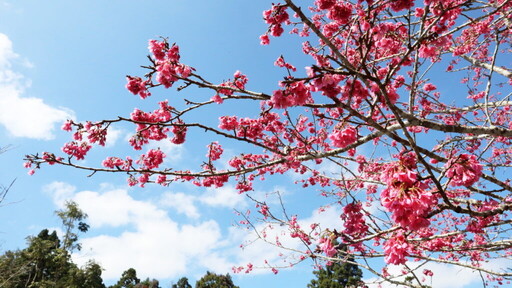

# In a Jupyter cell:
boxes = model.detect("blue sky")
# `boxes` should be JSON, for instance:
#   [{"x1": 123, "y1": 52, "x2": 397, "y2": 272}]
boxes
[{"x1": 0, "y1": 1, "x2": 505, "y2": 288}]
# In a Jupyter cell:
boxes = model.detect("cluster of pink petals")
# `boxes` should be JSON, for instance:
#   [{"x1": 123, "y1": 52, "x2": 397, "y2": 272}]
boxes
[
  {"x1": 318, "y1": 236, "x2": 337, "y2": 258},
  {"x1": 216, "y1": 71, "x2": 249, "y2": 97},
  {"x1": 383, "y1": 232, "x2": 411, "y2": 265},
  {"x1": 126, "y1": 76, "x2": 151, "y2": 99},
  {"x1": 206, "y1": 142, "x2": 223, "y2": 161},
  {"x1": 61, "y1": 120, "x2": 108, "y2": 147},
  {"x1": 328, "y1": 126, "x2": 357, "y2": 148},
  {"x1": 288, "y1": 215, "x2": 312, "y2": 245},
  {"x1": 389, "y1": 0, "x2": 415, "y2": 12},
  {"x1": 326, "y1": 2, "x2": 352, "y2": 24},
  {"x1": 271, "y1": 81, "x2": 311, "y2": 109},
  {"x1": 381, "y1": 181, "x2": 435, "y2": 230},
  {"x1": 86, "y1": 124, "x2": 108, "y2": 146},
  {"x1": 218, "y1": 115, "x2": 239, "y2": 131},
  {"x1": 137, "y1": 149, "x2": 166, "y2": 170},
  {"x1": 314, "y1": 0, "x2": 335, "y2": 10},
  {"x1": 42, "y1": 152, "x2": 62, "y2": 165},
  {"x1": 102, "y1": 156, "x2": 132, "y2": 170},
  {"x1": 380, "y1": 154, "x2": 437, "y2": 230},
  {"x1": 129, "y1": 102, "x2": 174, "y2": 149},
  {"x1": 218, "y1": 113, "x2": 286, "y2": 143},
  {"x1": 445, "y1": 153, "x2": 483, "y2": 187},
  {"x1": 171, "y1": 120, "x2": 187, "y2": 145},
  {"x1": 200, "y1": 174, "x2": 229, "y2": 188},
  {"x1": 342, "y1": 202, "x2": 368, "y2": 239},
  {"x1": 62, "y1": 141, "x2": 91, "y2": 160},
  {"x1": 126, "y1": 40, "x2": 193, "y2": 95},
  {"x1": 61, "y1": 120, "x2": 73, "y2": 131},
  {"x1": 261, "y1": 4, "x2": 289, "y2": 44},
  {"x1": 156, "y1": 61, "x2": 191, "y2": 88},
  {"x1": 309, "y1": 72, "x2": 344, "y2": 98},
  {"x1": 274, "y1": 55, "x2": 296, "y2": 72}
]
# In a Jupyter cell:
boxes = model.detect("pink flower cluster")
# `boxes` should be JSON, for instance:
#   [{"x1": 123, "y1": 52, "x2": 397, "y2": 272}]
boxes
[
  {"x1": 62, "y1": 141, "x2": 91, "y2": 160},
  {"x1": 171, "y1": 120, "x2": 187, "y2": 144},
  {"x1": 288, "y1": 215, "x2": 312, "y2": 245},
  {"x1": 62, "y1": 120, "x2": 108, "y2": 147},
  {"x1": 213, "y1": 71, "x2": 249, "y2": 101},
  {"x1": 206, "y1": 142, "x2": 223, "y2": 161},
  {"x1": 85, "y1": 123, "x2": 108, "y2": 146},
  {"x1": 328, "y1": 126, "x2": 357, "y2": 148},
  {"x1": 389, "y1": 0, "x2": 415, "y2": 12},
  {"x1": 218, "y1": 112, "x2": 286, "y2": 142},
  {"x1": 466, "y1": 199, "x2": 500, "y2": 233},
  {"x1": 137, "y1": 149, "x2": 166, "y2": 170},
  {"x1": 274, "y1": 55, "x2": 296, "y2": 72},
  {"x1": 445, "y1": 153, "x2": 483, "y2": 187},
  {"x1": 318, "y1": 236, "x2": 337, "y2": 258},
  {"x1": 309, "y1": 72, "x2": 344, "y2": 98},
  {"x1": 102, "y1": 156, "x2": 133, "y2": 170},
  {"x1": 218, "y1": 116, "x2": 238, "y2": 131},
  {"x1": 127, "y1": 39, "x2": 193, "y2": 94},
  {"x1": 271, "y1": 81, "x2": 311, "y2": 109},
  {"x1": 314, "y1": 0, "x2": 335, "y2": 10},
  {"x1": 326, "y1": 2, "x2": 352, "y2": 25},
  {"x1": 380, "y1": 153, "x2": 437, "y2": 230},
  {"x1": 261, "y1": 3, "x2": 289, "y2": 44},
  {"x1": 129, "y1": 101, "x2": 174, "y2": 149},
  {"x1": 342, "y1": 202, "x2": 368, "y2": 240},
  {"x1": 126, "y1": 76, "x2": 151, "y2": 99},
  {"x1": 156, "y1": 60, "x2": 191, "y2": 89},
  {"x1": 384, "y1": 232, "x2": 411, "y2": 265},
  {"x1": 61, "y1": 120, "x2": 73, "y2": 131},
  {"x1": 200, "y1": 174, "x2": 229, "y2": 188}
]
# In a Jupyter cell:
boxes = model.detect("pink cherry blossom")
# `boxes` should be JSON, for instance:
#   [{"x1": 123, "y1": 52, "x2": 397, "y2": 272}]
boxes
[
  {"x1": 328, "y1": 126, "x2": 357, "y2": 148},
  {"x1": 445, "y1": 153, "x2": 483, "y2": 187}
]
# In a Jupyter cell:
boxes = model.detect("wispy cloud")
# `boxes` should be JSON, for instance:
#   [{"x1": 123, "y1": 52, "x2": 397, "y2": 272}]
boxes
[{"x1": 0, "y1": 33, "x2": 73, "y2": 140}]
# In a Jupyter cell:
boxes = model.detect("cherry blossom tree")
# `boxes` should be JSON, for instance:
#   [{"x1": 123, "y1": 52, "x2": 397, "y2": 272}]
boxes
[{"x1": 26, "y1": 0, "x2": 512, "y2": 287}]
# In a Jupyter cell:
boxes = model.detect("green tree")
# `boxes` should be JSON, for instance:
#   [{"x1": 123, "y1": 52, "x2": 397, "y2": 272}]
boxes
[
  {"x1": 136, "y1": 278, "x2": 161, "y2": 288},
  {"x1": 109, "y1": 268, "x2": 162, "y2": 288},
  {"x1": 56, "y1": 200, "x2": 90, "y2": 252},
  {"x1": 172, "y1": 277, "x2": 192, "y2": 288},
  {"x1": 195, "y1": 271, "x2": 239, "y2": 288},
  {"x1": 109, "y1": 268, "x2": 140, "y2": 288},
  {"x1": 0, "y1": 202, "x2": 105, "y2": 288},
  {"x1": 79, "y1": 261, "x2": 107, "y2": 288},
  {"x1": 0, "y1": 229, "x2": 105, "y2": 288},
  {"x1": 308, "y1": 245, "x2": 364, "y2": 288}
]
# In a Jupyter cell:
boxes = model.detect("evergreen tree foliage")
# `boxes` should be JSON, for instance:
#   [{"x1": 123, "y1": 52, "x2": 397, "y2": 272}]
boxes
[
  {"x1": 137, "y1": 278, "x2": 161, "y2": 288},
  {"x1": 109, "y1": 268, "x2": 162, "y2": 288},
  {"x1": 0, "y1": 202, "x2": 105, "y2": 288},
  {"x1": 308, "y1": 245, "x2": 364, "y2": 288},
  {"x1": 195, "y1": 271, "x2": 240, "y2": 288},
  {"x1": 0, "y1": 229, "x2": 105, "y2": 288},
  {"x1": 56, "y1": 200, "x2": 90, "y2": 252},
  {"x1": 172, "y1": 277, "x2": 193, "y2": 288},
  {"x1": 109, "y1": 268, "x2": 140, "y2": 288}
]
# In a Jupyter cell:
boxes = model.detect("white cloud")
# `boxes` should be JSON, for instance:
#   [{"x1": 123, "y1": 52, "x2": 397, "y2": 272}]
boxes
[
  {"x1": 44, "y1": 181, "x2": 76, "y2": 208},
  {"x1": 160, "y1": 191, "x2": 200, "y2": 219},
  {"x1": 45, "y1": 182, "x2": 225, "y2": 280},
  {"x1": 44, "y1": 181, "x2": 346, "y2": 280},
  {"x1": 0, "y1": 33, "x2": 74, "y2": 140},
  {"x1": 201, "y1": 185, "x2": 247, "y2": 209},
  {"x1": 104, "y1": 126, "x2": 123, "y2": 148}
]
